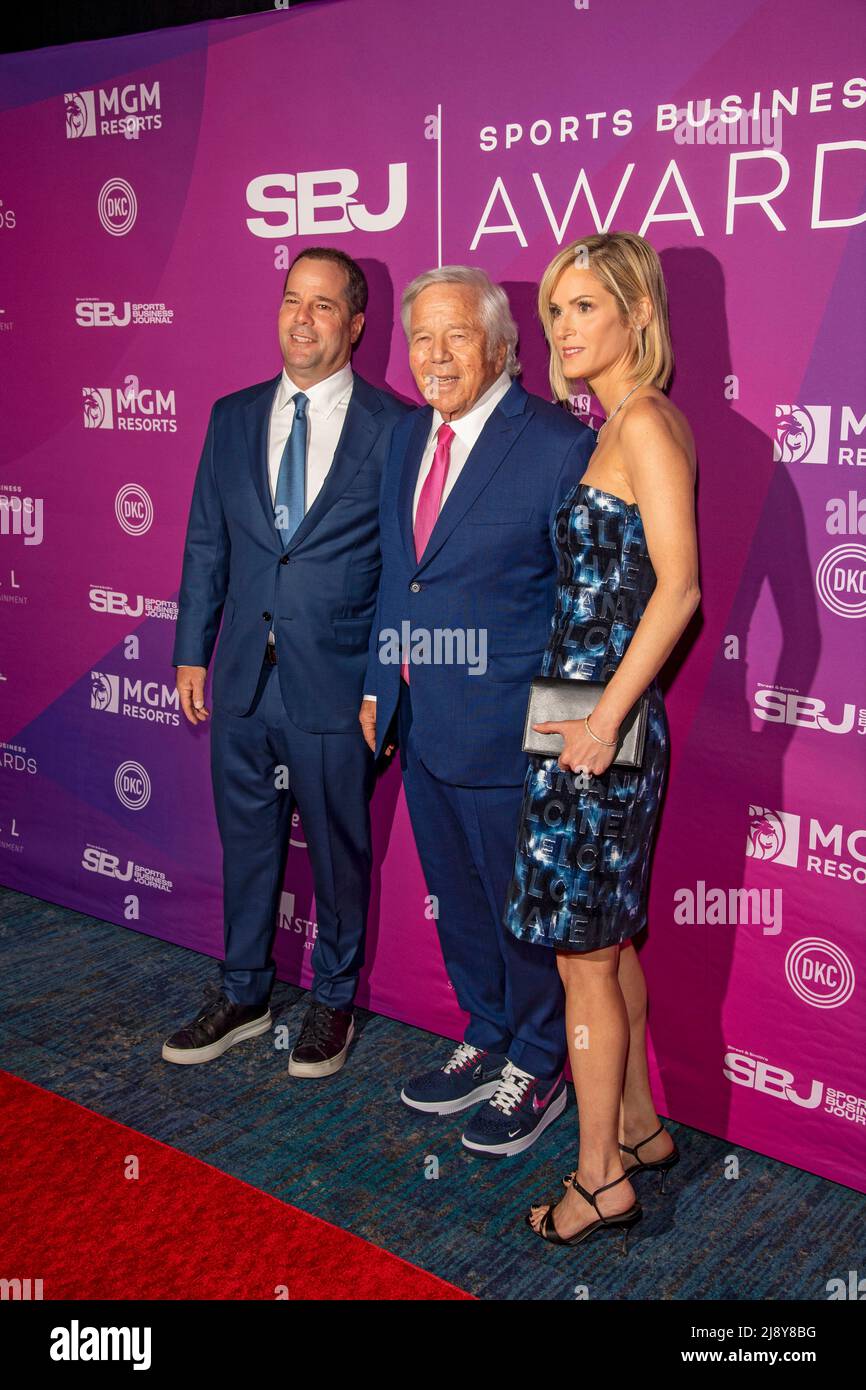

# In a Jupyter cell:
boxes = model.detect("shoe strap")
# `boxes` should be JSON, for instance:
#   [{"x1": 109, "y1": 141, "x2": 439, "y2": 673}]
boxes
[
  {"x1": 571, "y1": 1169, "x2": 632, "y2": 1214},
  {"x1": 618, "y1": 1123, "x2": 665, "y2": 1159}
]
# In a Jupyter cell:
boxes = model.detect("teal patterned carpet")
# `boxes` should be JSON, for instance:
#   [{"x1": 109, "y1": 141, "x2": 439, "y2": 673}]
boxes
[{"x1": 1, "y1": 885, "x2": 862, "y2": 1301}]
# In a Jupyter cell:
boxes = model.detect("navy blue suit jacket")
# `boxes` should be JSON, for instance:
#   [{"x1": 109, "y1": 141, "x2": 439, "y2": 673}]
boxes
[
  {"x1": 172, "y1": 370, "x2": 411, "y2": 729},
  {"x1": 365, "y1": 378, "x2": 596, "y2": 785}
]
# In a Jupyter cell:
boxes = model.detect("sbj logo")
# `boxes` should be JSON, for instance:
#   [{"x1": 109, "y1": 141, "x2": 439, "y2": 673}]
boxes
[
  {"x1": 75, "y1": 299, "x2": 174, "y2": 328},
  {"x1": 746, "y1": 806, "x2": 800, "y2": 866},
  {"x1": 723, "y1": 1052, "x2": 823, "y2": 1108},
  {"x1": 245, "y1": 164, "x2": 407, "y2": 238},
  {"x1": 82, "y1": 844, "x2": 173, "y2": 892},
  {"x1": 774, "y1": 404, "x2": 831, "y2": 463},
  {"x1": 97, "y1": 179, "x2": 137, "y2": 236},
  {"x1": 753, "y1": 686, "x2": 862, "y2": 735},
  {"x1": 89, "y1": 587, "x2": 178, "y2": 621},
  {"x1": 65, "y1": 83, "x2": 161, "y2": 139}
]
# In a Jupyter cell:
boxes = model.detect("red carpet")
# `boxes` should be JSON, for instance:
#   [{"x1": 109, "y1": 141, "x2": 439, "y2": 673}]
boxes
[{"x1": 0, "y1": 1071, "x2": 472, "y2": 1300}]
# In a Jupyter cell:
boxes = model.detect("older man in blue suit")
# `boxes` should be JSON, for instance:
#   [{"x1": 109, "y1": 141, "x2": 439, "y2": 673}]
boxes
[
  {"x1": 360, "y1": 266, "x2": 595, "y2": 1156},
  {"x1": 165, "y1": 248, "x2": 410, "y2": 1077}
]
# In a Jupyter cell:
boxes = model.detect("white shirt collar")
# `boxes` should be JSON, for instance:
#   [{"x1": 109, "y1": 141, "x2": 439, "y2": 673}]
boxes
[
  {"x1": 277, "y1": 360, "x2": 354, "y2": 419},
  {"x1": 431, "y1": 370, "x2": 514, "y2": 449}
]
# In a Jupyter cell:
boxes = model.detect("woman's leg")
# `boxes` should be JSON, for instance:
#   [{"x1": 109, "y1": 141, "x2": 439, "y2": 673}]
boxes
[
  {"x1": 528, "y1": 943, "x2": 635, "y2": 1236},
  {"x1": 616, "y1": 940, "x2": 675, "y2": 1168}
]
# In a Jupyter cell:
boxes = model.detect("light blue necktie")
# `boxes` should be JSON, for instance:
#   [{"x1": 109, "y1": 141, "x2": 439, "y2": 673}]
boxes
[{"x1": 274, "y1": 391, "x2": 308, "y2": 548}]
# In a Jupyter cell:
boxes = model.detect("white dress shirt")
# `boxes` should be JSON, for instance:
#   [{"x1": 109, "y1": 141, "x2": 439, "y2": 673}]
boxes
[
  {"x1": 364, "y1": 369, "x2": 514, "y2": 701},
  {"x1": 267, "y1": 361, "x2": 354, "y2": 645}
]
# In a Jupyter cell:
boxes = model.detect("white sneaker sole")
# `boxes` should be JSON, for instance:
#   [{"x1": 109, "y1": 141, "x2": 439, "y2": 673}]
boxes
[
  {"x1": 461, "y1": 1085, "x2": 567, "y2": 1156},
  {"x1": 161, "y1": 1009, "x2": 272, "y2": 1065},
  {"x1": 400, "y1": 1077, "x2": 504, "y2": 1116},
  {"x1": 288, "y1": 1019, "x2": 355, "y2": 1078}
]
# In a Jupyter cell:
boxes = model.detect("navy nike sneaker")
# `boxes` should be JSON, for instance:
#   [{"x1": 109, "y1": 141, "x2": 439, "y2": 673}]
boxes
[
  {"x1": 461, "y1": 1061, "x2": 567, "y2": 1156},
  {"x1": 400, "y1": 1042, "x2": 509, "y2": 1115}
]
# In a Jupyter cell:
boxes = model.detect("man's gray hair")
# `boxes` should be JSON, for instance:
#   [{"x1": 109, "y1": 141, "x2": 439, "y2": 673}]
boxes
[{"x1": 400, "y1": 265, "x2": 522, "y2": 377}]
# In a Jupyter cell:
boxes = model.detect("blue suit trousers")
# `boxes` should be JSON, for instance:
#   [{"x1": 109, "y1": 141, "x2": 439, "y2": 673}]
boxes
[
  {"x1": 210, "y1": 653, "x2": 375, "y2": 1009},
  {"x1": 398, "y1": 682, "x2": 566, "y2": 1077}
]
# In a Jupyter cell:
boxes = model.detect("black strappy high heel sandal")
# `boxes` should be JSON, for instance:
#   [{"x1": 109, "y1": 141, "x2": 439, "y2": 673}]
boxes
[
  {"x1": 619, "y1": 1124, "x2": 680, "y2": 1193},
  {"x1": 526, "y1": 1171, "x2": 642, "y2": 1255}
]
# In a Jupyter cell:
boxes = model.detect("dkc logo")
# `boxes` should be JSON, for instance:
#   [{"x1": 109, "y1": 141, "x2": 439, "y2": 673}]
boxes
[
  {"x1": 115, "y1": 485, "x2": 153, "y2": 536},
  {"x1": 785, "y1": 938, "x2": 855, "y2": 1009},
  {"x1": 245, "y1": 164, "x2": 407, "y2": 237},
  {"x1": 816, "y1": 543, "x2": 866, "y2": 619},
  {"x1": 115, "y1": 761, "x2": 151, "y2": 811},
  {"x1": 98, "y1": 179, "x2": 137, "y2": 236}
]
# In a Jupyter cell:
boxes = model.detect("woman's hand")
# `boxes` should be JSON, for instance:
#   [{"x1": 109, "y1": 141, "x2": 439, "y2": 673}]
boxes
[{"x1": 531, "y1": 716, "x2": 619, "y2": 776}]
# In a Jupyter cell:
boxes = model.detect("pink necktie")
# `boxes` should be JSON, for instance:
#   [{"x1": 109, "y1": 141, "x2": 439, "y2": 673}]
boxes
[{"x1": 402, "y1": 422, "x2": 455, "y2": 684}]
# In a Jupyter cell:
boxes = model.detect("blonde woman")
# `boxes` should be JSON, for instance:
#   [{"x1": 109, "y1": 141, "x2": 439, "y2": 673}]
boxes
[{"x1": 502, "y1": 232, "x2": 700, "y2": 1250}]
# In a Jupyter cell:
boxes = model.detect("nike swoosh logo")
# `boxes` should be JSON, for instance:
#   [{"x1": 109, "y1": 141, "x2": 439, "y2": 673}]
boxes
[
  {"x1": 532, "y1": 1076, "x2": 562, "y2": 1113},
  {"x1": 508, "y1": 1128, "x2": 521, "y2": 1138}
]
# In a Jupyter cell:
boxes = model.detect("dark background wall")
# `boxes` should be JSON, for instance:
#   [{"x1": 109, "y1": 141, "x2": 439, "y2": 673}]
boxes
[{"x1": 3, "y1": 0, "x2": 330, "y2": 55}]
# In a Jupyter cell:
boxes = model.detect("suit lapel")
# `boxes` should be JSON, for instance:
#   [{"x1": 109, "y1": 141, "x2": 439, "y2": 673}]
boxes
[
  {"x1": 413, "y1": 379, "x2": 532, "y2": 572},
  {"x1": 244, "y1": 372, "x2": 381, "y2": 554},
  {"x1": 397, "y1": 407, "x2": 434, "y2": 567},
  {"x1": 245, "y1": 375, "x2": 282, "y2": 544}
]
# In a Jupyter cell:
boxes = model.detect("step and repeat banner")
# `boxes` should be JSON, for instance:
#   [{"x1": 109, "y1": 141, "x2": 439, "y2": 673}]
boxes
[{"x1": 1, "y1": 0, "x2": 864, "y2": 1190}]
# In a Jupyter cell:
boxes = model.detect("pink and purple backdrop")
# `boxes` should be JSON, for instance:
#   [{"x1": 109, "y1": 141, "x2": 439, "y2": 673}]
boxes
[{"x1": 1, "y1": 0, "x2": 864, "y2": 1191}]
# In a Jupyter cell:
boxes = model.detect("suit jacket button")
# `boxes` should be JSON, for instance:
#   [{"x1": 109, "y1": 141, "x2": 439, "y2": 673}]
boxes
[
  {"x1": 262, "y1": 611, "x2": 272, "y2": 620},
  {"x1": 280, "y1": 555, "x2": 289, "y2": 564},
  {"x1": 410, "y1": 581, "x2": 422, "y2": 593}
]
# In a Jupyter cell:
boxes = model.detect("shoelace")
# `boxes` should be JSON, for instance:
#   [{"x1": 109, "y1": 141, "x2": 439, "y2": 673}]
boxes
[
  {"x1": 193, "y1": 985, "x2": 230, "y2": 1025},
  {"x1": 297, "y1": 1004, "x2": 339, "y2": 1048},
  {"x1": 442, "y1": 1042, "x2": 483, "y2": 1074},
  {"x1": 488, "y1": 1061, "x2": 534, "y2": 1115}
]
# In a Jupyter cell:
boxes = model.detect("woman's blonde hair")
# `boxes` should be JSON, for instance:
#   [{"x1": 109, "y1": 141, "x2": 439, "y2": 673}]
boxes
[{"x1": 537, "y1": 232, "x2": 673, "y2": 402}]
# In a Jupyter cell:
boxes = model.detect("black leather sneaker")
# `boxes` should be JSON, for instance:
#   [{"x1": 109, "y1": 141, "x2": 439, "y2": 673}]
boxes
[
  {"x1": 161, "y1": 986, "x2": 272, "y2": 1065},
  {"x1": 288, "y1": 1001, "x2": 354, "y2": 1078}
]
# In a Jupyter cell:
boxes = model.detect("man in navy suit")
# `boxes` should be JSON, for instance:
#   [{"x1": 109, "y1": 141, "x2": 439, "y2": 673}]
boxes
[
  {"x1": 360, "y1": 266, "x2": 595, "y2": 1156},
  {"x1": 164, "y1": 248, "x2": 410, "y2": 1077}
]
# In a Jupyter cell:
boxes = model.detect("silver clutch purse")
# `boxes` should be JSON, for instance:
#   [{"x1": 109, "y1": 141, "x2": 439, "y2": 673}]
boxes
[{"x1": 522, "y1": 676, "x2": 650, "y2": 767}]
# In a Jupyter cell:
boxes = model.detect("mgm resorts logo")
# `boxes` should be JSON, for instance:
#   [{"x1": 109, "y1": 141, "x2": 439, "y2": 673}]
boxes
[
  {"x1": 91, "y1": 671, "x2": 180, "y2": 727},
  {"x1": 64, "y1": 83, "x2": 161, "y2": 139},
  {"x1": 773, "y1": 404, "x2": 864, "y2": 466},
  {"x1": 83, "y1": 378, "x2": 177, "y2": 432},
  {"x1": 746, "y1": 805, "x2": 866, "y2": 885}
]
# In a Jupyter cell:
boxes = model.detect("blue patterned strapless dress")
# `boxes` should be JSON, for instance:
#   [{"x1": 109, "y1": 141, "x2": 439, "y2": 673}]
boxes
[{"x1": 502, "y1": 483, "x2": 670, "y2": 953}]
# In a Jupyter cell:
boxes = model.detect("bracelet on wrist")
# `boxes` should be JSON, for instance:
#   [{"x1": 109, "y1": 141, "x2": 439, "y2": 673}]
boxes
[{"x1": 584, "y1": 713, "x2": 618, "y2": 747}]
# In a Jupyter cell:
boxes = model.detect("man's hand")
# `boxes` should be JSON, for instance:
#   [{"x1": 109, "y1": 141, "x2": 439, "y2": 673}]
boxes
[
  {"x1": 359, "y1": 698, "x2": 395, "y2": 758},
  {"x1": 359, "y1": 698, "x2": 377, "y2": 751},
  {"x1": 177, "y1": 665, "x2": 210, "y2": 724}
]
